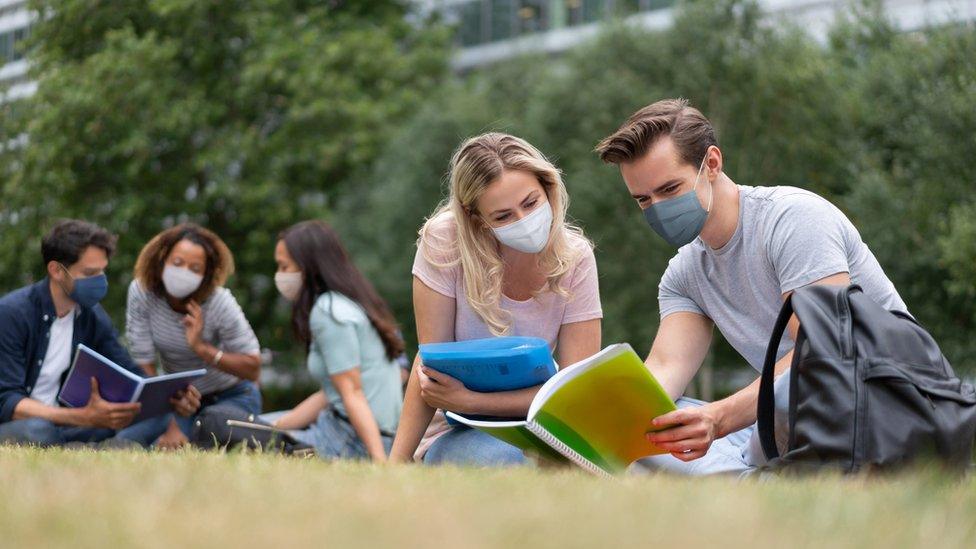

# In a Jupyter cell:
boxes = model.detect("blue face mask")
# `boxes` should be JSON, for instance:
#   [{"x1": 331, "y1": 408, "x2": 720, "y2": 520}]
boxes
[
  {"x1": 643, "y1": 155, "x2": 713, "y2": 247},
  {"x1": 60, "y1": 264, "x2": 108, "y2": 308}
]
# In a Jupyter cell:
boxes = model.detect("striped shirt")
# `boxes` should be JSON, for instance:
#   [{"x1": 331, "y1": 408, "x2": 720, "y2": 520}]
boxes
[{"x1": 125, "y1": 280, "x2": 260, "y2": 395}]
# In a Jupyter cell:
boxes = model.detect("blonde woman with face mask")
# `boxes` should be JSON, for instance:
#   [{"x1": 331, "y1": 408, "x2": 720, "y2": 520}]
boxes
[{"x1": 388, "y1": 133, "x2": 603, "y2": 466}]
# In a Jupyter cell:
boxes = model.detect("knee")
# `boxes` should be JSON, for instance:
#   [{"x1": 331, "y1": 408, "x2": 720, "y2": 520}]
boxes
[
  {"x1": 1, "y1": 418, "x2": 61, "y2": 446},
  {"x1": 425, "y1": 429, "x2": 524, "y2": 467}
]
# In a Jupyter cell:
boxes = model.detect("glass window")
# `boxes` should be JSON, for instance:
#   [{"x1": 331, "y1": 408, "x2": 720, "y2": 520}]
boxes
[
  {"x1": 457, "y1": 1, "x2": 485, "y2": 46},
  {"x1": 490, "y1": 0, "x2": 516, "y2": 42},
  {"x1": 517, "y1": 1, "x2": 547, "y2": 35},
  {"x1": 0, "y1": 32, "x2": 13, "y2": 63},
  {"x1": 581, "y1": 0, "x2": 605, "y2": 23}
]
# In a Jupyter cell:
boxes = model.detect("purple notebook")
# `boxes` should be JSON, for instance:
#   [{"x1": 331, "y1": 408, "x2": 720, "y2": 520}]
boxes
[{"x1": 58, "y1": 345, "x2": 206, "y2": 423}]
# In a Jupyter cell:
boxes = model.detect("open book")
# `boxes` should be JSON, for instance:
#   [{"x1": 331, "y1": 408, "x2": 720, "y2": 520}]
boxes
[
  {"x1": 445, "y1": 343, "x2": 677, "y2": 477},
  {"x1": 58, "y1": 344, "x2": 206, "y2": 423}
]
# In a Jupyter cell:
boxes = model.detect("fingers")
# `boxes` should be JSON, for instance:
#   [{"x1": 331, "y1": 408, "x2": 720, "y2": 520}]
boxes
[
  {"x1": 646, "y1": 423, "x2": 702, "y2": 443},
  {"x1": 671, "y1": 448, "x2": 708, "y2": 462},
  {"x1": 651, "y1": 408, "x2": 697, "y2": 428},
  {"x1": 108, "y1": 410, "x2": 137, "y2": 430},
  {"x1": 88, "y1": 377, "x2": 101, "y2": 401},
  {"x1": 106, "y1": 401, "x2": 142, "y2": 413},
  {"x1": 421, "y1": 367, "x2": 461, "y2": 386},
  {"x1": 185, "y1": 387, "x2": 201, "y2": 409},
  {"x1": 419, "y1": 366, "x2": 442, "y2": 383}
]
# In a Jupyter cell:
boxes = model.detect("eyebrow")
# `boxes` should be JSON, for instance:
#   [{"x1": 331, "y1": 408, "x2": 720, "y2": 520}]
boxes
[
  {"x1": 489, "y1": 190, "x2": 540, "y2": 217},
  {"x1": 631, "y1": 178, "x2": 683, "y2": 200}
]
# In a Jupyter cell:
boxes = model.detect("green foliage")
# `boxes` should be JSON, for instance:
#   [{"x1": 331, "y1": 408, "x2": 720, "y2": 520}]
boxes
[
  {"x1": 3, "y1": 0, "x2": 975, "y2": 383},
  {"x1": 0, "y1": 0, "x2": 450, "y2": 366},
  {"x1": 339, "y1": 1, "x2": 976, "y2": 376}
]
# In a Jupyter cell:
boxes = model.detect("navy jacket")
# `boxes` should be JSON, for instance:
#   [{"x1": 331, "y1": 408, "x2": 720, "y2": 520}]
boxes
[{"x1": 0, "y1": 278, "x2": 141, "y2": 423}]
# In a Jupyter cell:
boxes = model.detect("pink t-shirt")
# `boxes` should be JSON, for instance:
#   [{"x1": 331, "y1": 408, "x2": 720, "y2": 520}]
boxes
[{"x1": 411, "y1": 213, "x2": 603, "y2": 459}]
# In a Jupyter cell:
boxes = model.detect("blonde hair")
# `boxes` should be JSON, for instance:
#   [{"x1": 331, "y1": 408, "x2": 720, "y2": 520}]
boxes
[{"x1": 418, "y1": 132, "x2": 591, "y2": 335}]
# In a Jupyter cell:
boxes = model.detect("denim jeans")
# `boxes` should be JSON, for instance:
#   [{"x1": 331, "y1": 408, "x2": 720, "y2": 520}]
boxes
[
  {"x1": 260, "y1": 408, "x2": 393, "y2": 460},
  {"x1": 173, "y1": 380, "x2": 262, "y2": 437},
  {"x1": 0, "y1": 413, "x2": 170, "y2": 448},
  {"x1": 424, "y1": 425, "x2": 526, "y2": 467}
]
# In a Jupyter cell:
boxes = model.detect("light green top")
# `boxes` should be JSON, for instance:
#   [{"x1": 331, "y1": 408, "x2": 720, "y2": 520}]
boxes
[{"x1": 306, "y1": 291, "x2": 402, "y2": 435}]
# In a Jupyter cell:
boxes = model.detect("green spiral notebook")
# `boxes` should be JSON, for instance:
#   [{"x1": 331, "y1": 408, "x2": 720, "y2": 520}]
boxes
[{"x1": 445, "y1": 343, "x2": 677, "y2": 477}]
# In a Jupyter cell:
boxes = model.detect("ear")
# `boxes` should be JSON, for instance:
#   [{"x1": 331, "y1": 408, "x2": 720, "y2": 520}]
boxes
[
  {"x1": 46, "y1": 261, "x2": 63, "y2": 280},
  {"x1": 705, "y1": 146, "x2": 723, "y2": 178}
]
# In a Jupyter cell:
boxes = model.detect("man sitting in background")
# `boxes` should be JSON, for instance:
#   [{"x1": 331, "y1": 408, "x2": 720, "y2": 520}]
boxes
[{"x1": 0, "y1": 219, "x2": 169, "y2": 447}]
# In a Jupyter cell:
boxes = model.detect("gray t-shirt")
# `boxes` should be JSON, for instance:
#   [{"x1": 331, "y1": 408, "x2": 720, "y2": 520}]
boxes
[
  {"x1": 126, "y1": 280, "x2": 261, "y2": 395},
  {"x1": 659, "y1": 185, "x2": 908, "y2": 371}
]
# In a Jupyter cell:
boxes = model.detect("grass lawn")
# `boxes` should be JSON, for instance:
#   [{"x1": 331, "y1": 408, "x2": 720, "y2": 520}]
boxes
[{"x1": 1, "y1": 446, "x2": 973, "y2": 548}]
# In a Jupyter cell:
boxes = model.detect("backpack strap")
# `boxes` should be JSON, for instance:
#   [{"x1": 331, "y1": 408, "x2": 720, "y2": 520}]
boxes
[{"x1": 757, "y1": 293, "x2": 795, "y2": 461}]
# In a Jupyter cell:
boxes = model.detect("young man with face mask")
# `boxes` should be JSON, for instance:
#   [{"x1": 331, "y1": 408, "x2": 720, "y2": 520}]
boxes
[
  {"x1": 596, "y1": 99, "x2": 909, "y2": 474},
  {"x1": 0, "y1": 220, "x2": 169, "y2": 447}
]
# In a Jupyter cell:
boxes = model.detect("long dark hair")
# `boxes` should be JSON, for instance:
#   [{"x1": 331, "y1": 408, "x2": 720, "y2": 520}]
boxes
[{"x1": 281, "y1": 220, "x2": 404, "y2": 360}]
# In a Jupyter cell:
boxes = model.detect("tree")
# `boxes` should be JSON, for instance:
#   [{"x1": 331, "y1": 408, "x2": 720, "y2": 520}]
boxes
[
  {"x1": 341, "y1": 0, "x2": 976, "y2": 386},
  {"x1": 0, "y1": 0, "x2": 450, "y2": 368}
]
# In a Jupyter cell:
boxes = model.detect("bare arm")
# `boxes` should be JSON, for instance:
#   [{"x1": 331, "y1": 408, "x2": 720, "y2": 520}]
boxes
[
  {"x1": 705, "y1": 271, "x2": 852, "y2": 436},
  {"x1": 555, "y1": 318, "x2": 602, "y2": 368},
  {"x1": 332, "y1": 368, "x2": 387, "y2": 461},
  {"x1": 644, "y1": 311, "x2": 715, "y2": 400},
  {"x1": 13, "y1": 398, "x2": 93, "y2": 427},
  {"x1": 13, "y1": 378, "x2": 141, "y2": 429},
  {"x1": 140, "y1": 362, "x2": 157, "y2": 376},
  {"x1": 647, "y1": 272, "x2": 851, "y2": 461},
  {"x1": 388, "y1": 277, "x2": 455, "y2": 463},
  {"x1": 273, "y1": 390, "x2": 329, "y2": 430},
  {"x1": 192, "y1": 342, "x2": 262, "y2": 382}
]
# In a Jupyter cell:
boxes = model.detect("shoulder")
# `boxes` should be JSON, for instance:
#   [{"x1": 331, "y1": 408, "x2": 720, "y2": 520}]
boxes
[
  {"x1": 0, "y1": 282, "x2": 35, "y2": 312},
  {"x1": 660, "y1": 247, "x2": 698, "y2": 288},
  {"x1": 0, "y1": 284, "x2": 34, "y2": 332},
  {"x1": 311, "y1": 292, "x2": 366, "y2": 326},
  {"x1": 126, "y1": 278, "x2": 152, "y2": 302},
  {"x1": 417, "y1": 211, "x2": 460, "y2": 263},
  {"x1": 565, "y1": 232, "x2": 596, "y2": 270},
  {"x1": 205, "y1": 286, "x2": 237, "y2": 307},
  {"x1": 748, "y1": 185, "x2": 844, "y2": 221}
]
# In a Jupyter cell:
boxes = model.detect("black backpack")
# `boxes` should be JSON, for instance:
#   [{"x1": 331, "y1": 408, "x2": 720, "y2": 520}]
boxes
[{"x1": 757, "y1": 284, "x2": 976, "y2": 472}]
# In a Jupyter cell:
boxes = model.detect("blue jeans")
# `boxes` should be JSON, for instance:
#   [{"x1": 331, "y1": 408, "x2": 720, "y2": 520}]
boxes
[
  {"x1": 261, "y1": 408, "x2": 393, "y2": 460},
  {"x1": 0, "y1": 414, "x2": 170, "y2": 448},
  {"x1": 424, "y1": 425, "x2": 526, "y2": 467},
  {"x1": 173, "y1": 380, "x2": 262, "y2": 437}
]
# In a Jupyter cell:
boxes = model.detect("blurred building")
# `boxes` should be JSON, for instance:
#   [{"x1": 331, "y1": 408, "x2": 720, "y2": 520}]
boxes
[
  {"x1": 420, "y1": 0, "x2": 976, "y2": 70},
  {"x1": 0, "y1": 0, "x2": 34, "y2": 102},
  {"x1": 3, "y1": 1, "x2": 975, "y2": 98}
]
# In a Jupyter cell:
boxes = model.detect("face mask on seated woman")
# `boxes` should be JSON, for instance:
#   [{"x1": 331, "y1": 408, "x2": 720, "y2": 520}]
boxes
[{"x1": 162, "y1": 264, "x2": 203, "y2": 299}]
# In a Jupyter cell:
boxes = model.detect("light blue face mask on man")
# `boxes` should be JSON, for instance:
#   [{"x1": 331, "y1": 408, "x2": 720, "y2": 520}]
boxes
[{"x1": 643, "y1": 154, "x2": 713, "y2": 247}]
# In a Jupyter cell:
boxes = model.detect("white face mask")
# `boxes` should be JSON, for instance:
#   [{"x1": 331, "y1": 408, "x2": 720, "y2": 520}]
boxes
[
  {"x1": 162, "y1": 264, "x2": 203, "y2": 299},
  {"x1": 491, "y1": 201, "x2": 553, "y2": 254},
  {"x1": 275, "y1": 271, "x2": 303, "y2": 302}
]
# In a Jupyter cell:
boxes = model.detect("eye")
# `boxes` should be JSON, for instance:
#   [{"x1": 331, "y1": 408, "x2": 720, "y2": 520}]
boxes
[
  {"x1": 662, "y1": 185, "x2": 680, "y2": 195},
  {"x1": 524, "y1": 199, "x2": 538, "y2": 209},
  {"x1": 495, "y1": 213, "x2": 511, "y2": 222}
]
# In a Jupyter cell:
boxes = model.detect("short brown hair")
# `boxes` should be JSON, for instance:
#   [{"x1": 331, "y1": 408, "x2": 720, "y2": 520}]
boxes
[
  {"x1": 41, "y1": 219, "x2": 117, "y2": 267},
  {"x1": 134, "y1": 223, "x2": 234, "y2": 302},
  {"x1": 595, "y1": 98, "x2": 717, "y2": 166}
]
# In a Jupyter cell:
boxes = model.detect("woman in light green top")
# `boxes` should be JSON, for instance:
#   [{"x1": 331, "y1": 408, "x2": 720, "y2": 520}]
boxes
[{"x1": 270, "y1": 220, "x2": 404, "y2": 461}]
